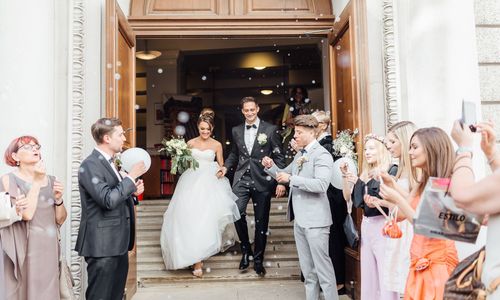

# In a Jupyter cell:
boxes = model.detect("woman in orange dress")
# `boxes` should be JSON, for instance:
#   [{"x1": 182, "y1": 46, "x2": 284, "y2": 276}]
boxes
[{"x1": 367, "y1": 127, "x2": 459, "y2": 299}]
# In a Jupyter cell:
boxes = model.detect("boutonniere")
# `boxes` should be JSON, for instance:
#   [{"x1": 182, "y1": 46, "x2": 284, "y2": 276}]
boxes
[
  {"x1": 114, "y1": 154, "x2": 122, "y2": 171},
  {"x1": 297, "y1": 156, "x2": 308, "y2": 172},
  {"x1": 257, "y1": 133, "x2": 268, "y2": 146}
]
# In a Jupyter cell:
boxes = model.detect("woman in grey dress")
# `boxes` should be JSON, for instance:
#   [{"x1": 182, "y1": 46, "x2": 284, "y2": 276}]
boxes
[{"x1": 0, "y1": 136, "x2": 67, "y2": 300}]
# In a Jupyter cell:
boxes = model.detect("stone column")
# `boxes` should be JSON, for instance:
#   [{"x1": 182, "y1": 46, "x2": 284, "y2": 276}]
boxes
[{"x1": 395, "y1": 0, "x2": 485, "y2": 259}]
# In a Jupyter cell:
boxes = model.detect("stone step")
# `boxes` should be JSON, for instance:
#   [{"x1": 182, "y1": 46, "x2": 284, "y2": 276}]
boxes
[
  {"x1": 137, "y1": 209, "x2": 287, "y2": 218},
  {"x1": 138, "y1": 250, "x2": 299, "y2": 263},
  {"x1": 137, "y1": 236, "x2": 296, "y2": 248},
  {"x1": 139, "y1": 198, "x2": 288, "y2": 206},
  {"x1": 136, "y1": 221, "x2": 293, "y2": 232},
  {"x1": 138, "y1": 267, "x2": 301, "y2": 287},
  {"x1": 137, "y1": 227, "x2": 293, "y2": 240},
  {"x1": 137, "y1": 214, "x2": 289, "y2": 225},
  {"x1": 137, "y1": 201, "x2": 289, "y2": 212},
  {"x1": 138, "y1": 255, "x2": 300, "y2": 272},
  {"x1": 137, "y1": 242, "x2": 298, "y2": 256}
]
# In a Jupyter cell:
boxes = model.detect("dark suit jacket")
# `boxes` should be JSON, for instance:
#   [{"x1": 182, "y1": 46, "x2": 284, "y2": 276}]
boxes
[
  {"x1": 318, "y1": 135, "x2": 333, "y2": 154},
  {"x1": 75, "y1": 149, "x2": 136, "y2": 258},
  {"x1": 224, "y1": 120, "x2": 285, "y2": 192}
]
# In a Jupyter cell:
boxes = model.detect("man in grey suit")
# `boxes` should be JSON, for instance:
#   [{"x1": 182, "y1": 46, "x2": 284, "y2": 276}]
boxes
[
  {"x1": 262, "y1": 115, "x2": 338, "y2": 300},
  {"x1": 76, "y1": 118, "x2": 147, "y2": 300}
]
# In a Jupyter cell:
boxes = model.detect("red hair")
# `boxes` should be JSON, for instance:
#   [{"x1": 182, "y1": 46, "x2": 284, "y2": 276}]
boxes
[{"x1": 4, "y1": 136, "x2": 40, "y2": 166}]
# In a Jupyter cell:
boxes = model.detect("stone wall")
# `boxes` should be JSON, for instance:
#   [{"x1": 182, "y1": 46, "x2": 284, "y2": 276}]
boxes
[{"x1": 475, "y1": 0, "x2": 500, "y2": 133}]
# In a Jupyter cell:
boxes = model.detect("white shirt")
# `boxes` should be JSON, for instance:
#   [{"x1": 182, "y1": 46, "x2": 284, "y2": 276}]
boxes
[
  {"x1": 303, "y1": 139, "x2": 317, "y2": 154},
  {"x1": 244, "y1": 118, "x2": 260, "y2": 154},
  {"x1": 94, "y1": 147, "x2": 134, "y2": 184}
]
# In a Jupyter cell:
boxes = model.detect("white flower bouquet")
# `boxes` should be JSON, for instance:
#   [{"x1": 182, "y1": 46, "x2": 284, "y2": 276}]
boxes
[
  {"x1": 159, "y1": 137, "x2": 199, "y2": 174},
  {"x1": 332, "y1": 129, "x2": 358, "y2": 164}
]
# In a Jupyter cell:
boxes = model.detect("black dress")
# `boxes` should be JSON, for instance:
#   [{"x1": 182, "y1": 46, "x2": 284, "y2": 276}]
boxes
[{"x1": 319, "y1": 135, "x2": 348, "y2": 286}]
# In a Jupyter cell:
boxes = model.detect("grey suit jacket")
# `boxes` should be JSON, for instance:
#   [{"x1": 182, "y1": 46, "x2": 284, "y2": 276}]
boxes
[
  {"x1": 266, "y1": 141, "x2": 334, "y2": 228},
  {"x1": 75, "y1": 149, "x2": 136, "y2": 257}
]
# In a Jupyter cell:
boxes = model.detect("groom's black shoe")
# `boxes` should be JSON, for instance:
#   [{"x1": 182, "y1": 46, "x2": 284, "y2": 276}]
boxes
[
  {"x1": 239, "y1": 253, "x2": 252, "y2": 270},
  {"x1": 254, "y1": 261, "x2": 266, "y2": 276}
]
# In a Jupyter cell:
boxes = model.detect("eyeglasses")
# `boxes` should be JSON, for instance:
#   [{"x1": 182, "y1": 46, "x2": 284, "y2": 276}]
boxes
[{"x1": 19, "y1": 144, "x2": 41, "y2": 151}]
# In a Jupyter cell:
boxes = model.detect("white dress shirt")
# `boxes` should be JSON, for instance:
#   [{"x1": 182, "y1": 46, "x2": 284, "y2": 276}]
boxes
[
  {"x1": 94, "y1": 147, "x2": 135, "y2": 184},
  {"x1": 244, "y1": 118, "x2": 260, "y2": 154}
]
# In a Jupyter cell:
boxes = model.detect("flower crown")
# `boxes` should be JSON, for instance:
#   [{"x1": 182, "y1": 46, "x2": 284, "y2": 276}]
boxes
[{"x1": 364, "y1": 133, "x2": 385, "y2": 145}]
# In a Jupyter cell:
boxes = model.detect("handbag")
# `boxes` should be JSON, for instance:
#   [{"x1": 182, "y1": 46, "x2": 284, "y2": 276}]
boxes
[
  {"x1": 57, "y1": 228, "x2": 77, "y2": 300},
  {"x1": 382, "y1": 206, "x2": 402, "y2": 239},
  {"x1": 343, "y1": 199, "x2": 359, "y2": 248},
  {"x1": 0, "y1": 191, "x2": 12, "y2": 221},
  {"x1": 413, "y1": 177, "x2": 482, "y2": 243},
  {"x1": 444, "y1": 247, "x2": 500, "y2": 299}
]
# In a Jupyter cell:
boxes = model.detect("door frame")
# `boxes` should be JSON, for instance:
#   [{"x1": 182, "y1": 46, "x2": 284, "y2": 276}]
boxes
[
  {"x1": 107, "y1": 0, "x2": 371, "y2": 298},
  {"x1": 328, "y1": 0, "x2": 371, "y2": 298},
  {"x1": 105, "y1": 0, "x2": 138, "y2": 298}
]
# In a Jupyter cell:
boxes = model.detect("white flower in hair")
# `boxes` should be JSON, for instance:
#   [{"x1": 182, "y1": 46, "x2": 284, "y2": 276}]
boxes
[{"x1": 257, "y1": 133, "x2": 268, "y2": 146}]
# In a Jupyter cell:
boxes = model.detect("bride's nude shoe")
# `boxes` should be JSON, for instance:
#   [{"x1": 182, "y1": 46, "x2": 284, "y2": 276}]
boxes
[{"x1": 192, "y1": 262, "x2": 203, "y2": 278}]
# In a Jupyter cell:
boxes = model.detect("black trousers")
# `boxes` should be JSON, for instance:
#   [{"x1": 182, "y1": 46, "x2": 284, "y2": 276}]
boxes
[
  {"x1": 233, "y1": 174, "x2": 273, "y2": 262},
  {"x1": 328, "y1": 185, "x2": 348, "y2": 285},
  {"x1": 85, "y1": 253, "x2": 129, "y2": 300}
]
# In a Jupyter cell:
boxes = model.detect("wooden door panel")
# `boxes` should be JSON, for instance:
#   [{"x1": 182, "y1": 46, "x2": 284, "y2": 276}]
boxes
[
  {"x1": 329, "y1": 1, "x2": 370, "y2": 299},
  {"x1": 106, "y1": 0, "x2": 137, "y2": 298},
  {"x1": 147, "y1": 0, "x2": 219, "y2": 15},
  {"x1": 248, "y1": 0, "x2": 311, "y2": 12}
]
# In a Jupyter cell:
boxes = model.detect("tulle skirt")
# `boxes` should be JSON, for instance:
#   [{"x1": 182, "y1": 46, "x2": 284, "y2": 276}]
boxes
[{"x1": 160, "y1": 162, "x2": 241, "y2": 270}]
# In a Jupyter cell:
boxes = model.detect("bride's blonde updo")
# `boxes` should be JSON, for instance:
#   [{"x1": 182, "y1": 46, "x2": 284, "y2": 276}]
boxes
[{"x1": 198, "y1": 108, "x2": 215, "y2": 130}]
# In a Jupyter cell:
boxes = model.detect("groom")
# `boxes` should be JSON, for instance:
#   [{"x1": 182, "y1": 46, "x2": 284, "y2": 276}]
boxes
[
  {"x1": 221, "y1": 96, "x2": 286, "y2": 276},
  {"x1": 262, "y1": 115, "x2": 338, "y2": 300}
]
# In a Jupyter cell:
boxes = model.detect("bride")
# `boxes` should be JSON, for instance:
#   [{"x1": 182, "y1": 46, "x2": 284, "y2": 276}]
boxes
[{"x1": 160, "y1": 109, "x2": 240, "y2": 277}]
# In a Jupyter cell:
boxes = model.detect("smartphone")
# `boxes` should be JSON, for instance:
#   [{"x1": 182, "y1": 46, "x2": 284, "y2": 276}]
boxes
[{"x1": 461, "y1": 100, "x2": 477, "y2": 132}]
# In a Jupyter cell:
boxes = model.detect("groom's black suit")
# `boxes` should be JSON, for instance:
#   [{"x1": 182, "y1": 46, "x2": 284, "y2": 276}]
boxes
[
  {"x1": 76, "y1": 149, "x2": 137, "y2": 300},
  {"x1": 224, "y1": 120, "x2": 285, "y2": 264}
]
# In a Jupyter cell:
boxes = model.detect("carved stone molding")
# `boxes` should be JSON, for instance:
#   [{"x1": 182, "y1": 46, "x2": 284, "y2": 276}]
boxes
[
  {"x1": 382, "y1": 0, "x2": 401, "y2": 129},
  {"x1": 70, "y1": 0, "x2": 85, "y2": 297}
]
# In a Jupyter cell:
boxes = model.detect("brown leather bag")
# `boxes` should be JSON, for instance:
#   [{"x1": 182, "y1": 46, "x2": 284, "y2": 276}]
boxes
[{"x1": 444, "y1": 247, "x2": 500, "y2": 299}]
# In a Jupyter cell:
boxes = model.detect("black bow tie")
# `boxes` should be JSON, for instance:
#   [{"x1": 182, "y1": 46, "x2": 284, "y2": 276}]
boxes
[
  {"x1": 246, "y1": 124, "x2": 257, "y2": 130},
  {"x1": 300, "y1": 149, "x2": 307, "y2": 155}
]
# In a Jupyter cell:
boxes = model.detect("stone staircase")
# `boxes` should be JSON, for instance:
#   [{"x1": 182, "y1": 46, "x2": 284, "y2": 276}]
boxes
[{"x1": 136, "y1": 198, "x2": 300, "y2": 287}]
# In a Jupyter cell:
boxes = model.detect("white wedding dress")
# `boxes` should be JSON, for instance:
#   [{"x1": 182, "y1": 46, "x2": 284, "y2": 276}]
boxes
[{"x1": 160, "y1": 148, "x2": 241, "y2": 270}]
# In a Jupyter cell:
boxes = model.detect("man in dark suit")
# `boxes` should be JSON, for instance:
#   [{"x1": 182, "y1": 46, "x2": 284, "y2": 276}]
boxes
[
  {"x1": 220, "y1": 97, "x2": 286, "y2": 276},
  {"x1": 76, "y1": 118, "x2": 146, "y2": 300}
]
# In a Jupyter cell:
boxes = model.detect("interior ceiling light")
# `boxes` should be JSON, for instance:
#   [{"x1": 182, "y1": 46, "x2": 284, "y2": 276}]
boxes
[
  {"x1": 253, "y1": 66, "x2": 266, "y2": 70},
  {"x1": 260, "y1": 89, "x2": 273, "y2": 95},
  {"x1": 136, "y1": 40, "x2": 161, "y2": 60}
]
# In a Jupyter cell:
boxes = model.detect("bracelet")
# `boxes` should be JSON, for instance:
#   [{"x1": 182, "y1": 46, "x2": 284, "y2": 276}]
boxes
[
  {"x1": 54, "y1": 200, "x2": 64, "y2": 206},
  {"x1": 487, "y1": 151, "x2": 498, "y2": 165}
]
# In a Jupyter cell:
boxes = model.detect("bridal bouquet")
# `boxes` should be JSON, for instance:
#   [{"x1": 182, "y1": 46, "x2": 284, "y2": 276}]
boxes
[
  {"x1": 332, "y1": 129, "x2": 358, "y2": 164},
  {"x1": 159, "y1": 137, "x2": 199, "y2": 175}
]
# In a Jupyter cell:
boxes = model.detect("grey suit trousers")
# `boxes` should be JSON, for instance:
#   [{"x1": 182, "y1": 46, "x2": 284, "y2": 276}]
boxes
[{"x1": 294, "y1": 222, "x2": 339, "y2": 300}]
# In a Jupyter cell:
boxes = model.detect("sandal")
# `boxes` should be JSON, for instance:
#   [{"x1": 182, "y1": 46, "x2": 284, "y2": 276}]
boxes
[{"x1": 192, "y1": 262, "x2": 203, "y2": 278}]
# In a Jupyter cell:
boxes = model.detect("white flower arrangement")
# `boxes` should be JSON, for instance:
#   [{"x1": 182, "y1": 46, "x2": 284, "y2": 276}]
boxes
[
  {"x1": 159, "y1": 137, "x2": 199, "y2": 174},
  {"x1": 332, "y1": 129, "x2": 358, "y2": 164},
  {"x1": 257, "y1": 133, "x2": 268, "y2": 146},
  {"x1": 297, "y1": 156, "x2": 308, "y2": 172}
]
